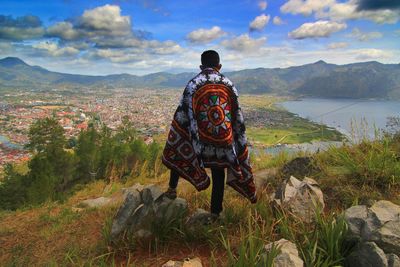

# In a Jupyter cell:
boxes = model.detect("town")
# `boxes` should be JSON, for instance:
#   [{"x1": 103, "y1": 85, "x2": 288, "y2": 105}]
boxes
[
  {"x1": 0, "y1": 88, "x2": 183, "y2": 171},
  {"x1": 0, "y1": 87, "x2": 342, "y2": 173}
]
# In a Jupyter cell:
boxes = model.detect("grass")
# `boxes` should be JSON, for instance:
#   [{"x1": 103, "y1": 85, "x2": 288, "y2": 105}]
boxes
[
  {"x1": 313, "y1": 134, "x2": 400, "y2": 208},
  {"x1": 247, "y1": 121, "x2": 344, "y2": 146},
  {"x1": 239, "y1": 94, "x2": 288, "y2": 111},
  {"x1": 240, "y1": 94, "x2": 344, "y2": 147},
  {"x1": 1, "y1": 130, "x2": 399, "y2": 265}
]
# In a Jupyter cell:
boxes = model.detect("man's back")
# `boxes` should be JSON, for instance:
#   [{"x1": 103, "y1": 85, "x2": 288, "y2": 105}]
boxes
[
  {"x1": 191, "y1": 68, "x2": 237, "y2": 147},
  {"x1": 162, "y1": 51, "x2": 257, "y2": 204}
]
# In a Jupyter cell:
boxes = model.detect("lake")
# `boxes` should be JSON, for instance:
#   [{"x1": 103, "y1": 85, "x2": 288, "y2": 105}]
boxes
[{"x1": 280, "y1": 98, "x2": 400, "y2": 139}]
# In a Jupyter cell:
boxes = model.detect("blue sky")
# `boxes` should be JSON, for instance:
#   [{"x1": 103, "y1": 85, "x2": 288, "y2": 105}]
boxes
[{"x1": 0, "y1": 0, "x2": 399, "y2": 75}]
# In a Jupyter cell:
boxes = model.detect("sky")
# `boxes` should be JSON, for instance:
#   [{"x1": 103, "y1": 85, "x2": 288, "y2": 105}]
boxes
[{"x1": 0, "y1": 0, "x2": 399, "y2": 75}]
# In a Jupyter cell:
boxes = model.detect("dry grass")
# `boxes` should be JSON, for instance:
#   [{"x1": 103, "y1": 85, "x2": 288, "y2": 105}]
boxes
[{"x1": 0, "y1": 201, "x2": 116, "y2": 266}]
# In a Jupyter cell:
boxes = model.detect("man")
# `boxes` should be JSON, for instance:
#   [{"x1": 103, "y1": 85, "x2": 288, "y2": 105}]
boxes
[{"x1": 162, "y1": 50, "x2": 257, "y2": 220}]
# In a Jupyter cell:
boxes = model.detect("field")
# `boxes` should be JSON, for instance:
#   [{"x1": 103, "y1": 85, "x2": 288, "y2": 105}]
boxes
[{"x1": 240, "y1": 94, "x2": 344, "y2": 146}]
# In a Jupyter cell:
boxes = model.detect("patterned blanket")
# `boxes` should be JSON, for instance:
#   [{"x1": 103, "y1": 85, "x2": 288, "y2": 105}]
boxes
[{"x1": 162, "y1": 68, "x2": 257, "y2": 203}]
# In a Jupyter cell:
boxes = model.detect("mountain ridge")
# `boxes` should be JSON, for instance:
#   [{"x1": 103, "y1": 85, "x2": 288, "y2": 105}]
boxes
[{"x1": 1, "y1": 57, "x2": 399, "y2": 99}]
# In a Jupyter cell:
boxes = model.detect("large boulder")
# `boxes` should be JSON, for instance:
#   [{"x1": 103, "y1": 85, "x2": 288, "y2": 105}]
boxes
[
  {"x1": 264, "y1": 239, "x2": 303, "y2": 267},
  {"x1": 111, "y1": 189, "x2": 142, "y2": 239},
  {"x1": 344, "y1": 200, "x2": 400, "y2": 256},
  {"x1": 110, "y1": 184, "x2": 188, "y2": 241},
  {"x1": 273, "y1": 176, "x2": 325, "y2": 222},
  {"x1": 344, "y1": 200, "x2": 400, "y2": 265}
]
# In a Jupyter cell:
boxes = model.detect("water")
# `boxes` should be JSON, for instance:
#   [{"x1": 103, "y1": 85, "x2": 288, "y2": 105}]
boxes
[
  {"x1": 0, "y1": 135, "x2": 23, "y2": 150},
  {"x1": 280, "y1": 98, "x2": 400, "y2": 138}
]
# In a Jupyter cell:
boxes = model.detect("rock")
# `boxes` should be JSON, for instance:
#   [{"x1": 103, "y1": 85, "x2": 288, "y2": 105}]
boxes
[
  {"x1": 345, "y1": 205, "x2": 368, "y2": 237},
  {"x1": 142, "y1": 184, "x2": 163, "y2": 205},
  {"x1": 264, "y1": 239, "x2": 303, "y2": 267},
  {"x1": 344, "y1": 200, "x2": 400, "y2": 257},
  {"x1": 373, "y1": 220, "x2": 400, "y2": 255},
  {"x1": 79, "y1": 196, "x2": 113, "y2": 208},
  {"x1": 156, "y1": 197, "x2": 188, "y2": 222},
  {"x1": 111, "y1": 190, "x2": 142, "y2": 239},
  {"x1": 370, "y1": 201, "x2": 400, "y2": 226},
  {"x1": 388, "y1": 254, "x2": 400, "y2": 267},
  {"x1": 128, "y1": 203, "x2": 155, "y2": 232},
  {"x1": 111, "y1": 185, "x2": 188, "y2": 241},
  {"x1": 274, "y1": 176, "x2": 325, "y2": 222},
  {"x1": 162, "y1": 258, "x2": 202, "y2": 267},
  {"x1": 162, "y1": 260, "x2": 183, "y2": 267},
  {"x1": 120, "y1": 183, "x2": 144, "y2": 196},
  {"x1": 345, "y1": 242, "x2": 388, "y2": 267},
  {"x1": 186, "y1": 209, "x2": 215, "y2": 225},
  {"x1": 182, "y1": 257, "x2": 202, "y2": 267}
]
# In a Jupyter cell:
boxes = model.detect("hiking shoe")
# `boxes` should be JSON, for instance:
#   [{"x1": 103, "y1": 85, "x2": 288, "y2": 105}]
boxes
[{"x1": 163, "y1": 187, "x2": 177, "y2": 200}]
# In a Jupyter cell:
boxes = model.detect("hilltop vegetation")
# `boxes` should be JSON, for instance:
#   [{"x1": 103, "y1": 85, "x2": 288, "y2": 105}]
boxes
[
  {"x1": 0, "y1": 116, "x2": 399, "y2": 266},
  {"x1": 0, "y1": 116, "x2": 164, "y2": 210},
  {"x1": 1, "y1": 57, "x2": 400, "y2": 99}
]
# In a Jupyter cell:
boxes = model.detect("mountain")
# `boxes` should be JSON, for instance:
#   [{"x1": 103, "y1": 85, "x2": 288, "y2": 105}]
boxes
[{"x1": 1, "y1": 57, "x2": 400, "y2": 99}]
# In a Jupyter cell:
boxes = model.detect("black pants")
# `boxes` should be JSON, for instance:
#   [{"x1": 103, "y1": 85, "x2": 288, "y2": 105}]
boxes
[{"x1": 169, "y1": 168, "x2": 225, "y2": 215}]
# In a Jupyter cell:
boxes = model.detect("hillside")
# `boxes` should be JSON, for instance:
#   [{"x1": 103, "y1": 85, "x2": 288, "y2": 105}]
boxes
[{"x1": 1, "y1": 57, "x2": 400, "y2": 99}]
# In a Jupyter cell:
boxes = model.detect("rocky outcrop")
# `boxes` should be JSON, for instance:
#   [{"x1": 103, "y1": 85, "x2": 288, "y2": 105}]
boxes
[
  {"x1": 344, "y1": 200, "x2": 400, "y2": 266},
  {"x1": 110, "y1": 184, "x2": 188, "y2": 241},
  {"x1": 272, "y1": 176, "x2": 325, "y2": 222},
  {"x1": 264, "y1": 239, "x2": 303, "y2": 267}
]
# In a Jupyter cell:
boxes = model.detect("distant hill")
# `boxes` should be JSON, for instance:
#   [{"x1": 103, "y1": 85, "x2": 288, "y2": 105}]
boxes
[{"x1": 1, "y1": 57, "x2": 400, "y2": 99}]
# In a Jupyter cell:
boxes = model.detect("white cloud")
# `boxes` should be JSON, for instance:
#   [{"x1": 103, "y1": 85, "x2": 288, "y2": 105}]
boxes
[
  {"x1": 146, "y1": 40, "x2": 183, "y2": 54},
  {"x1": 327, "y1": 42, "x2": 349, "y2": 49},
  {"x1": 319, "y1": 1, "x2": 400, "y2": 24},
  {"x1": 349, "y1": 27, "x2": 383, "y2": 41},
  {"x1": 32, "y1": 41, "x2": 79, "y2": 57},
  {"x1": 280, "y1": 0, "x2": 400, "y2": 24},
  {"x1": 272, "y1": 16, "x2": 285, "y2": 25},
  {"x1": 249, "y1": 14, "x2": 271, "y2": 31},
  {"x1": 354, "y1": 48, "x2": 392, "y2": 60},
  {"x1": 46, "y1": 5, "x2": 133, "y2": 43},
  {"x1": 44, "y1": 4, "x2": 182, "y2": 58},
  {"x1": 186, "y1": 26, "x2": 226, "y2": 44},
  {"x1": 281, "y1": 0, "x2": 335, "y2": 16},
  {"x1": 288, "y1": 20, "x2": 347, "y2": 39},
  {"x1": 0, "y1": 27, "x2": 44, "y2": 41},
  {"x1": 47, "y1": 22, "x2": 80, "y2": 40},
  {"x1": 259, "y1": 1, "x2": 268, "y2": 11},
  {"x1": 79, "y1": 4, "x2": 131, "y2": 36},
  {"x1": 221, "y1": 34, "x2": 267, "y2": 52},
  {"x1": 0, "y1": 15, "x2": 44, "y2": 41}
]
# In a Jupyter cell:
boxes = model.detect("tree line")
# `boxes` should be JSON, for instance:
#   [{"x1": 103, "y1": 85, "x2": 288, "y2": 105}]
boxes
[{"x1": 0, "y1": 116, "x2": 165, "y2": 210}]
